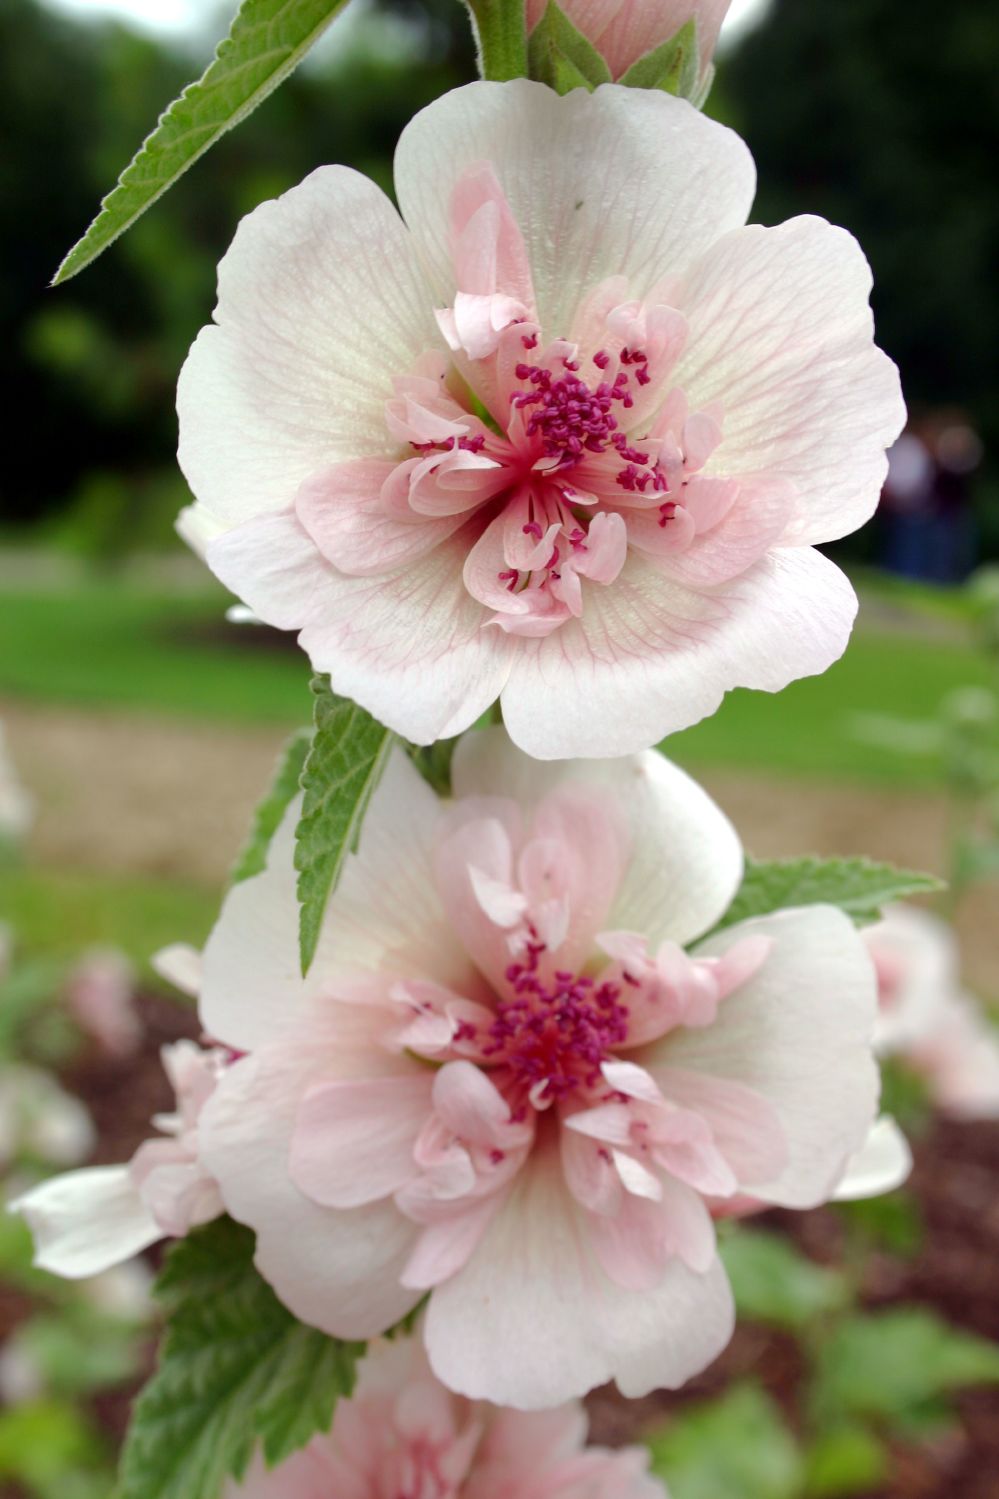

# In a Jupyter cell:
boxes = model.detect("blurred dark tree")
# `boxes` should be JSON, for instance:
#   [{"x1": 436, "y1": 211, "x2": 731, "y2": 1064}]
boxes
[
  {"x1": 723, "y1": 0, "x2": 999, "y2": 557},
  {"x1": 0, "y1": 0, "x2": 475, "y2": 547}
]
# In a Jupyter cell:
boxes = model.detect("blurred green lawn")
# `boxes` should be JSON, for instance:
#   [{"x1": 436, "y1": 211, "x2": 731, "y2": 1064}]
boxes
[
  {"x1": 1, "y1": 565, "x2": 984, "y2": 973},
  {"x1": 0, "y1": 568, "x2": 987, "y2": 785}
]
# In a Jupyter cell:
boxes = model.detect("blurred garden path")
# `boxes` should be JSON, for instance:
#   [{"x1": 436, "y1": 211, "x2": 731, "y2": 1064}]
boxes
[{"x1": 4, "y1": 698, "x2": 996, "y2": 996}]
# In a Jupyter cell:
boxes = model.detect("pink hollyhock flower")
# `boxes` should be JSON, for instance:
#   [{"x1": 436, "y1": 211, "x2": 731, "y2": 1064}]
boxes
[
  {"x1": 66, "y1": 946, "x2": 143, "y2": 1059},
  {"x1": 177, "y1": 82, "x2": 904, "y2": 758},
  {"x1": 12, "y1": 1035, "x2": 226, "y2": 1278},
  {"x1": 526, "y1": 0, "x2": 730, "y2": 84},
  {"x1": 197, "y1": 728, "x2": 880, "y2": 1406},
  {"x1": 226, "y1": 1334, "x2": 665, "y2": 1499},
  {"x1": 867, "y1": 905, "x2": 999, "y2": 1120}
]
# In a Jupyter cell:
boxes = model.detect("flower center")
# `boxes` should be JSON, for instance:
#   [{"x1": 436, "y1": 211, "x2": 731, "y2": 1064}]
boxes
[{"x1": 481, "y1": 940, "x2": 630, "y2": 1106}]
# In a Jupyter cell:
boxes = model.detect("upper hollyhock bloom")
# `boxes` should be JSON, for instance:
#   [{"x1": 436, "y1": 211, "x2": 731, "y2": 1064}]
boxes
[
  {"x1": 197, "y1": 728, "x2": 880, "y2": 1407},
  {"x1": 12, "y1": 1033, "x2": 225, "y2": 1278},
  {"x1": 526, "y1": 0, "x2": 730, "y2": 83},
  {"x1": 178, "y1": 82, "x2": 904, "y2": 759},
  {"x1": 867, "y1": 905, "x2": 999, "y2": 1120},
  {"x1": 226, "y1": 1334, "x2": 665, "y2": 1499}
]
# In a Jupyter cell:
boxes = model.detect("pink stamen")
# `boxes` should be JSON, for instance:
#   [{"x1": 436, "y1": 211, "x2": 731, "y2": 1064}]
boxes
[
  {"x1": 511, "y1": 361, "x2": 639, "y2": 468},
  {"x1": 484, "y1": 945, "x2": 631, "y2": 1100}
]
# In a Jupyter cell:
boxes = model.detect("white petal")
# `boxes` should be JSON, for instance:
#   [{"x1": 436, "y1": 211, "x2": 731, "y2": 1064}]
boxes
[
  {"x1": 396, "y1": 82, "x2": 755, "y2": 342},
  {"x1": 423, "y1": 1145, "x2": 733, "y2": 1408},
  {"x1": 452, "y1": 726, "x2": 742, "y2": 946},
  {"x1": 674, "y1": 216, "x2": 905, "y2": 546},
  {"x1": 208, "y1": 511, "x2": 515, "y2": 748},
  {"x1": 200, "y1": 1042, "x2": 421, "y2": 1340},
  {"x1": 178, "y1": 166, "x2": 437, "y2": 528},
  {"x1": 200, "y1": 749, "x2": 481, "y2": 1053},
  {"x1": 661, "y1": 906, "x2": 879, "y2": 1209},
  {"x1": 151, "y1": 943, "x2": 202, "y2": 999},
  {"x1": 500, "y1": 546, "x2": 857, "y2": 758},
  {"x1": 833, "y1": 1116, "x2": 912, "y2": 1201},
  {"x1": 11, "y1": 1166, "x2": 161, "y2": 1279}
]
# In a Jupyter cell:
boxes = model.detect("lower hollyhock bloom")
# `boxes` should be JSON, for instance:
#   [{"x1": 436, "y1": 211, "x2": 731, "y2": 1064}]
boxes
[
  {"x1": 226, "y1": 1335, "x2": 665, "y2": 1499},
  {"x1": 867, "y1": 905, "x2": 999, "y2": 1120},
  {"x1": 197, "y1": 728, "x2": 881, "y2": 1407},
  {"x1": 11, "y1": 1034, "x2": 225, "y2": 1278},
  {"x1": 178, "y1": 81, "x2": 904, "y2": 758}
]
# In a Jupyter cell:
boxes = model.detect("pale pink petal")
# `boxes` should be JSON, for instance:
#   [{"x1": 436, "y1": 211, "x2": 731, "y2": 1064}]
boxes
[
  {"x1": 424, "y1": 1144, "x2": 734, "y2": 1407},
  {"x1": 659, "y1": 475, "x2": 796, "y2": 586},
  {"x1": 296, "y1": 460, "x2": 464, "y2": 576},
  {"x1": 222, "y1": 1444, "x2": 334, "y2": 1499},
  {"x1": 296, "y1": 522, "x2": 514, "y2": 746},
  {"x1": 500, "y1": 546, "x2": 858, "y2": 758},
  {"x1": 178, "y1": 166, "x2": 437, "y2": 529},
  {"x1": 449, "y1": 161, "x2": 536, "y2": 310},
  {"x1": 432, "y1": 1062, "x2": 513, "y2": 1145},
  {"x1": 206, "y1": 510, "x2": 332, "y2": 632},
  {"x1": 652, "y1": 1067, "x2": 788, "y2": 1190},
  {"x1": 589, "y1": 1173, "x2": 716, "y2": 1286},
  {"x1": 434, "y1": 800, "x2": 524, "y2": 992},
  {"x1": 290, "y1": 1075, "x2": 433, "y2": 1209},
  {"x1": 450, "y1": 727, "x2": 742, "y2": 947},
  {"x1": 673, "y1": 217, "x2": 905, "y2": 546},
  {"x1": 400, "y1": 1198, "x2": 502, "y2": 1290},
  {"x1": 396, "y1": 82, "x2": 754, "y2": 344},
  {"x1": 200, "y1": 1045, "x2": 421, "y2": 1340},
  {"x1": 200, "y1": 751, "x2": 483, "y2": 1052},
  {"x1": 580, "y1": 0, "x2": 732, "y2": 79},
  {"x1": 661, "y1": 906, "x2": 879, "y2": 1208},
  {"x1": 11, "y1": 1166, "x2": 161, "y2": 1279},
  {"x1": 474, "y1": 1402, "x2": 587, "y2": 1472}
]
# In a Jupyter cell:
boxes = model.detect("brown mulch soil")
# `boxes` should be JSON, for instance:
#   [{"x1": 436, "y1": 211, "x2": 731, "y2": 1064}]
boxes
[{"x1": 5, "y1": 994, "x2": 999, "y2": 1498}]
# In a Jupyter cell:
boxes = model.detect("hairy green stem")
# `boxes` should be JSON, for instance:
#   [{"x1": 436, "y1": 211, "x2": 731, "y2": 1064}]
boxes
[{"x1": 466, "y1": 0, "x2": 529, "y2": 81}]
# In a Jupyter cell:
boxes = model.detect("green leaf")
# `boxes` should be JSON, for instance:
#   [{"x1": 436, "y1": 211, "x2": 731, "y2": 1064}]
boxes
[
  {"x1": 804, "y1": 1425, "x2": 888, "y2": 1498},
  {"x1": 295, "y1": 676, "x2": 394, "y2": 975},
  {"x1": 648, "y1": 1384, "x2": 804, "y2": 1499},
  {"x1": 527, "y1": 0, "x2": 612, "y2": 94},
  {"x1": 116, "y1": 1218, "x2": 363, "y2": 1499},
  {"x1": 53, "y1": 0, "x2": 352, "y2": 285},
  {"x1": 231, "y1": 727, "x2": 311, "y2": 885},
  {"x1": 0, "y1": 1400, "x2": 110, "y2": 1497},
  {"x1": 812, "y1": 1307, "x2": 999, "y2": 1433},
  {"x1": 720, "y1": 1227, "x2": 848, "y2": 1331},
  {"x1": 713, "y1": 855, "x2": 944, "y2": 934},
  {"x1": 618, "y1": 19, "x2": 700, "y2": 96},
  {"x1": 837, "y1": 1181, "x2": 924, "y2": 1258}
]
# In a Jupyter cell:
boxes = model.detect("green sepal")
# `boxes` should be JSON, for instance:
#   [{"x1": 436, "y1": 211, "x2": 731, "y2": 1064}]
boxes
[
  {"x1": 528, "y1": 0, "x2": 612, "y2": 94},
  {"x1": 617, "y1": 18, "x2": 700, "y2": 98}
]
